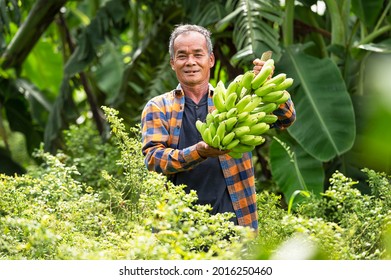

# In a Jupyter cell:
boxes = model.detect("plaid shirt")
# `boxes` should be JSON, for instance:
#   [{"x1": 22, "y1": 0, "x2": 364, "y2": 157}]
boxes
[{"x1": 141, "y1": 84, "x2": 296, "y2": 230}]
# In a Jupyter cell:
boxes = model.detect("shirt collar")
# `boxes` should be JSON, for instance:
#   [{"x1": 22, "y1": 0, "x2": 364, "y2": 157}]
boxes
[{"x1": 174, "y1": 83, "x2": 215, "y2": 97}]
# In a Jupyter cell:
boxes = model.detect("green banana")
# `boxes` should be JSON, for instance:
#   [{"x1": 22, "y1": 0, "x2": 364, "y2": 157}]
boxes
[
  {"x1": 249, "y1": 122, "x2": 270, "y2": 135},
  {"x1": 209, "y1": 122, "x2": 217, "y2": 138},
  {"x1": 256, "y1": 103, "x2": 278, "y2": 114},
  {"x1": 251, "y1": 111, "x2": 266, "y2": 121},
  {"x1": 215, "y1": 121, "x2": 226, "y2": 142},
  {"x1": 239, "y1": 87, "x2": 252, "y2": 99},
  {"x1": 226, "y1": 107, "x2": 238, "y2": 119},
  {"x1": 213, "y1": 81, "x2": 227, "y2": 112},
  {"x1": 225, "y1": 92, "x2": 238, "y2": 111},
  {"x1": 231, "y1": 143, "x2": 254, "y2": 153},
  {"x1": 274, "y1": 90, "x2": 291, "y2": 104},
  {"x1": 206, "y1": 113, "x2": 214, "y2": 126},
  {"x1": 239, "y1": 135, "x2": 255, "y2": 145},
  {"x1": 225, "y1": 138, "x2": 240, "y2": 150},
  {"x1": 237, "y1": 115, "x2": 258, "y2": 128},
  {"x1": 203, "y1": 127, "x2": 213, "y2": 146},
  {"x1": 262, "y1": 90, "x2": 285, "y2": 103},
  {"x1": 251, "y1": 58, "x2": 275, "y2": 90},
  {"x1": 251, "y1": 65, "x2": 273, "y2": 90},
  {"x1": 263, "y1": 58, "x2": 275, "y2": 68},
  {"x1": 211, "y1": 109, "x2": 219, "y2": 116},
  {"x1": 263, "y1": 73, "x2": 286, "y2": 87},
  {"x1": 224, "y1": 117, "x2": 238, "y2": 132},
  {"x1": 214, "y1": 111, "x2": 227, "y2": 123},
  {"x1": 254, "y1": 82, "x2": 277, "y2": 97},
  {"x1": 241, "y1": 71, "x2": 255, "y2": 90},
  {"x1": 235, "y1": 95, "x2": 252, "y2": 114},
  {"x1": 226, "y1": 80, "x2": 239, "y2": 96},
  {"x1": 233, "y1": 126, "x2": 251, "y2": 138},
  {"x1": 234, "y1": 75, "x2": 244, "y2": 97},
  {"x1": 236, "y1": 113, "x2": 251, "y2": 124},
  {"x1": 242, "y1": 95, "x2": 263, "y2": 113},
  {"x1": 234, "y1": 74, "x2": 243, "y2": 83},
  {"x1": 201, "y1": 51, "x2": 295, "y2": 154},
  {"x1": 221, "y1": 131, "x2": 236, "y2": 147},
  {"x1": 251, "y1": 135, "x2": 266, "y2": 146},
  {"x1": 237, "y1": 111, "x2": 250, "y2": 122},
  {"x1": 273, "y1": 77, "x2": 294, "y2": 91},
  {"x1": 196, "y1": 120, "x2": 204, "y2": 134},
  {"x1": 261, "y1": 114, "x2": 278, "y2": 124},
  {"x1": 239, "y1": 135, "x2": 266, "y2": 146},
  {"x1": 212, "y1": 135, "x2": 220, "y2": 148}
]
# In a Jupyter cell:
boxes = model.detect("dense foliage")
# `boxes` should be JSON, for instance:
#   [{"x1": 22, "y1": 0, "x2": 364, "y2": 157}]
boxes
[
  {"x1": 1, "y1": 0, "x2": 391, "y2": 261},
  {"x1": 1, "y1": 109, "x2": 390, "y2": 260},
  {"x1": 1, "y1": 0, "x2": 391, "y2": 205}
]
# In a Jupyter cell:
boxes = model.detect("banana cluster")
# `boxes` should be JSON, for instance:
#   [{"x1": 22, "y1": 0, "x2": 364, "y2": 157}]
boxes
[{"x1": 196, "y1": 58, "x2": 293, "y2": 158}]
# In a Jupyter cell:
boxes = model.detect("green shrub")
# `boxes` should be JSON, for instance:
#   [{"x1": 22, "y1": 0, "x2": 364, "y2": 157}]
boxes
[
  {"x1": 0, "y1": 108, "x2": 253, "y2": 260},
  {"x1": 61, "y1": 121, "x2": 121, "y2": 191},
  {"x1": 2, "y1": 107, "x2": 391, "y2": 260},
  {"x1": 252, "y1": 190, "x2": 346, "y2": 260},
  {"x1": 296, "y1": 170, "x2": 391, "y2": 259}
]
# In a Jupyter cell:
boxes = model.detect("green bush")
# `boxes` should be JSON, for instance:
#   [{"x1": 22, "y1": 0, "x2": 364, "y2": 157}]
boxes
[
  {"x1": 256, "y1": 169, "x2": 391, "y2": 260},
  {"x1": 1, "y1": 107, "x2": 391, "y2": 260},
  {"x1": 0, "y1": 109, "x2": 253, "y2": 260}
]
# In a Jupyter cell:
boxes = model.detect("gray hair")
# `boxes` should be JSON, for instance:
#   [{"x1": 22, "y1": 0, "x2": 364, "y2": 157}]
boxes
[{"x1": 169, "y1": 24, "x2": 213, "y2": 59}]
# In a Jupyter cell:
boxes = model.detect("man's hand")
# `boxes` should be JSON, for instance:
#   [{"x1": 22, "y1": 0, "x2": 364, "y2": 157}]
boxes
[
  {"x1": 196, "y1": 141, "x2": 229, "y2": 158},
  {"x1": 252, "y1": 58, "x2": 274, "y2": 77}
]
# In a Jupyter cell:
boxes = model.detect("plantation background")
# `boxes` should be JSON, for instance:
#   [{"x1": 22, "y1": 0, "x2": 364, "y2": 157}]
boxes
[{"x1": 1, "y1": 0, "x2": 391, "y2": 260}]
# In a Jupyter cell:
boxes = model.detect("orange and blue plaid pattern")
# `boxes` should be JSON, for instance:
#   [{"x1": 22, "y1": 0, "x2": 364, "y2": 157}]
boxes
[{"x1": 141, "y1": 85, "x2": 296, "y2": 230}]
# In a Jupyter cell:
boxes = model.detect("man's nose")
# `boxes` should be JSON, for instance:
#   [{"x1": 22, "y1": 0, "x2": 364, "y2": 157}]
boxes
[{"x1": 186, "y1": 55, "x2": 196, "y2": 65}]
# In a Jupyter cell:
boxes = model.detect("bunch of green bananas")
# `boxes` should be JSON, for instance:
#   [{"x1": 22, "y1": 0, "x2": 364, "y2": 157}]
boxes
[{"x1": 196, "y1": 58, "x2": 293, "y2": 158}]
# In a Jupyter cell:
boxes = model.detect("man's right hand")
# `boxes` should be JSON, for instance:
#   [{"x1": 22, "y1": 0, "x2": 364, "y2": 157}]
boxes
[{"x1": 196, "y1": 141, "x2": 230, "y2": 158}]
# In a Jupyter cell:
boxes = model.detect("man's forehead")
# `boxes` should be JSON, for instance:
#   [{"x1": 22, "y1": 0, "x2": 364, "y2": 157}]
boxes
[
  {"x1": 174, "y1": 32, "x2": 207, "y2": 52},
  {"x1": 176, "y1": 47, "x2": 204, "y2": 53},
  {"x1": 175, "y1": 32, "x2": 205, "y2": 44}
]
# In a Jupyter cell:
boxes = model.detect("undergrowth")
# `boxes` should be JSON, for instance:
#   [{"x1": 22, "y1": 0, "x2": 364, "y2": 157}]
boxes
[{"x1": 1, "y1": 107, "x2": 390, "y2": 260}]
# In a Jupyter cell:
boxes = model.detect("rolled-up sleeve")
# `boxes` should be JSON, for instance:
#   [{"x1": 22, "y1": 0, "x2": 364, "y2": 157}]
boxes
[
  {"x1": 141, "y1": 96, "x2": 205, "y2": 175},
  {"x1": 271, "y1": 98, "x2": 296, "y2": 129}
]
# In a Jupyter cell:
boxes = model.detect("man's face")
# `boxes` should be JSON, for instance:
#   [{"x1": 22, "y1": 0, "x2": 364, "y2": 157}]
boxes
[{"x1": 170, "y1": 31, "x2": 215, "y2": 87}]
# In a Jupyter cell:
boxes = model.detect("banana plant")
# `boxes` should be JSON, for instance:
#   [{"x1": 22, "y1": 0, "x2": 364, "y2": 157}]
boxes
[{"x1": 267, "y1": 0, "x2": 391, "y2": 202}]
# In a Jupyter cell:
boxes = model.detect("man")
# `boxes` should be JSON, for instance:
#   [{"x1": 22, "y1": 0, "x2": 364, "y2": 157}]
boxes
[{"x1": 141, "y1": 24, "x2": 295, "y2": 231}]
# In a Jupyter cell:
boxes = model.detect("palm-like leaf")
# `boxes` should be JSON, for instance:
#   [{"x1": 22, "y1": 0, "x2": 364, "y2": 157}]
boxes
[
  {"x1": 217, "y1": 0, "x2": 282, "y2": 65},
  {"x1": 190, "y1": 1, "x2": 227, "y2": 26},
  {"x1": 64, "y1": 0, "x2": 130, "y2": 76}
]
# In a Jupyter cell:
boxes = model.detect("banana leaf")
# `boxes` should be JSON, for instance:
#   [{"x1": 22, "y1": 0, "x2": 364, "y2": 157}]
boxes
[
  {"x1": 278, "y1": 45, "x2": 356, "y2": 162},
  {"x1": 269, "y1": 134, "x2": 324, "y2": 204},
  {"x1": 352, "y1": 0, "x2": 385, "y2": 28}
]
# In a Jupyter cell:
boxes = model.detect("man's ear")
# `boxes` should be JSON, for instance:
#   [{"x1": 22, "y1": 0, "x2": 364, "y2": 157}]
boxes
[
  {"x1": 209, "y1": 53, "x2": 215, "y2": 68},
  {"x1": 170, "y1": 59, "x2": 175, "y2": 70}
]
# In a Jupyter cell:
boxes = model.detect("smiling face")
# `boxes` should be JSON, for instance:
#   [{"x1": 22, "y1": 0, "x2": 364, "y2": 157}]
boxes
[{"x1": 170, "y1": 31, "x2": 215, "y2": 88}]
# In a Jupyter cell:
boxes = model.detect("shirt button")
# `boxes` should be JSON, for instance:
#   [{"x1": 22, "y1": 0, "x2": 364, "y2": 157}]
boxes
[{"x1": 195, "y1": 106, "x2": 199, "y2": 109}]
